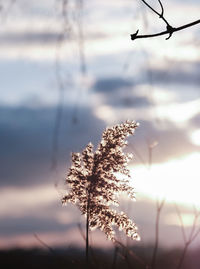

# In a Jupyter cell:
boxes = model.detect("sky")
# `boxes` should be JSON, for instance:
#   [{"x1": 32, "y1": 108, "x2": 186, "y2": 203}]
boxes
[{"x1": 0, "y1": 0, "x2": 200, "y2": 250}]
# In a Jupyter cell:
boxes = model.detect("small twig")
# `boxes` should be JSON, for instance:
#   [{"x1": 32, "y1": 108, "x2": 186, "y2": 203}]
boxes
[
  {"x1": 78, "y1": 223, "x2": 86, "y2": 241},
  {"x1": 131, "y1": 0, "x2": 200, "y2": 41},
  {"x1": 174, "y1": 203, "x2": 187, "y2": 244},
  {"x1": 129, "y1": 143, "x2": 149, "y2": 169},
  {"x1": 0, "y1": 0, "x2": 16, "y2": 22},
  {"x1": 145, "y1": 138, "x2": 162, "y2": 269},
  {"x1": 175, "y1": 204, "x2": 200, "y2": 269},
  {"x1": 191, "y1": 225, "x2": 200, "y2": 242},
  {"x1": 141, "y1": 0, "x2": 163, "y2": 20},
  {"x1": 34, "y1": 233, "x2": 77, "y2": 266},
  {"x1": 34, "y1": 233, "x2": 55, "y2": 253},
  {"x1": 147, "y1": 140, "x2": 158, "y2": 170},
  {"x1": 141, "y1": 0, "x2": 174, "y2": 29},
  {"x1": 76, "y1": 0, "x2": 86, "y2": 75},
  {"x1": 151, "y1": 198, "x2": 165, "y2": 269},
  {"x1": 115, "y1": 239, "x2": 148, "y2": 268},
  {"x1": 51, "y1": 0, "x2": 71, "y2": 171},
  {"x1": 157, "y1": 0, "x2": 164, "y2": 17}
]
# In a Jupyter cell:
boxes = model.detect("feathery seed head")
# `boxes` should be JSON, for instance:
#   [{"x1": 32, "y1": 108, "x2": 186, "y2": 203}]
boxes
[{"x1": 62, "y1": 120, "x2": 139, "y2": 241}]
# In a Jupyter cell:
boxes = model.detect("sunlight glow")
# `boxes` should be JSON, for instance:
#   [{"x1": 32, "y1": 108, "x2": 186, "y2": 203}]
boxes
[
  {"x1": 164, "y1": 213, "x2": 198, "y2": 227},
  {"x1": 190, "y1": 129, "x2": 200, "y2": 146},
  {"x1": 95, "y1": 105, "x2": 116, "y2": 122},
  {"x1": 155, "y1": 99, "x2": 200, "y2": 125},
  {"x1": 131, "y1": 152, "x2": 200, "y2": 206},
  {"x1": 0, "y1": 185, "x2": 58, "y2": 218}
]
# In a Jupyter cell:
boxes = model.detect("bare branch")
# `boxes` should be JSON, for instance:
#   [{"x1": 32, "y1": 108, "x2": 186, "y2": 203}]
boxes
[
  {"x1": 141, "y1": 0, "x2": 172, "y2": 27},
  {"x1": 158, "y1": 0, "x2": 164, "y2": 17},
  {"x1": 141, "y1": 0, "x2": 161, "y2": 18},
  {"x1": 131, "y1": 0, "x2": 200, "y2": 41}
]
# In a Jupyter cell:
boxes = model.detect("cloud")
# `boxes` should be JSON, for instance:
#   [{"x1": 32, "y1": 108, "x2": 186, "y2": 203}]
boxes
[
  {"x1": 0, "y1": 31, "x2": 106, "y2": 46},
  {"x1": 0, "y1": 59, "x2": 57, "y2": 106},
  {"x1": 93, "y1": 77, "x2": 133, "y2": 92},
  {"x1": 0, "y1": 105, "x2": 105, "y2": 187},
  {"x1": 0, "y1": 192, "x2": 195, "y2": 249},
  {"x1": 92, "y1": 77, "x2": 152, "y2": 108},
  {"x1": 0, "y1": 216, "x2": 75, "y2": 236},
  {"x1": 0, "y1": 32, "x2": 61, "y2": 45},
  {"x1": 0, "y1": 182, "x2": 82, "y2": 239},
  {"x1": 0, "y1": 104, "x2": 199, "y2": 249},
  {"x1": 128, "y1": 119, "x2": 199, "y2": 164},
  {"x1": 110, "y1": 96, "x2": 152, "y2": 108},
  {"x1": 148, "y1": 62, "x2": 200, "y2": 86},
  {"x1": 190, "y1": 114, "x2": 200, "y2": 127},
  {"x1": 1, "y1": 102, "x2": 197, "y2": 191}
]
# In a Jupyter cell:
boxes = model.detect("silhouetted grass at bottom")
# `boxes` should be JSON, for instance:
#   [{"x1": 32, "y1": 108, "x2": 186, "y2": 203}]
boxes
[{"x1": 1, "y1": 245, "x2": 200, "y2": 269}]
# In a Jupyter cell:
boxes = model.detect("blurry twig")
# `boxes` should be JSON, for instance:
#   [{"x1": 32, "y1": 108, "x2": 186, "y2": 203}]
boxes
[
  {"x1": 51, "y1": 0, "x2": 73, "y2": 171},
  {"x1": 147, "y1": 140, "x2": 158, "y2": 170},
  {"x1": 115, "y1": 239, "x2": 149, "y2": 268},
  {"x1": 76, "y1": 0, "x2": 86, "y2": 75},
  {"x1": 146, "y1": 140, "x2": 165, "y2": 269},
  {"x1": 131, "y1": 0, "x2": 200, "y2": 41},
  {"x1": 151, "y1": 198, "x2": 165, "y2": 269},
  {"x1": 51, "y1": 56, "x2": 65, "y2": 171},
  {"x1": 132, "y1": 139, "x2": 164, "y2": 269},
  {"x1": 78, "y1": 223, "x2": 86, "y2": 241},
  {"x1": 70, "y1": 0, "x2": 87, "y2": 124},
  {"x1": 130, "y1": 143, "x2": 149, "y2": 169},
  {"x1": 34, "y1": 233, "x2": 77, "y2": 266},
  {"x1": 0, "y1": 0, "x2": 16, "y2": 22},
  {"x1": 34, "y1": 233, "x2": 55, "y2": 253},
  {"x1": 174, "y1": 204, "x2": 200, "y2": 269}
]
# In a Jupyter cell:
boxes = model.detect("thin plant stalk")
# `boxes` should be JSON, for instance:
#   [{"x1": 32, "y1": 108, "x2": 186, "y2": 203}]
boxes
[
  {"x1": 86, "y1": 210, "x2": 89, "y2": 266},
  {"x1": 78, "y1": 223, "x2": 99, "y2": 269},
  {"x1": 131, "y1": 140, "x2": 160, "y2": 269},
  {"x1": 176, "y1": 242, "x2": 189, "y2": 269},
  {"x1": 147, "y1": 141, "x2": 165, "y2": 269},
  {"x1": 86, "y1": 192, "x2": 90, "y2": 267},
  {"x1": 111, "y1": 246, "x2": 119, "y2": 269},
  {"x1": 175, "y1": 204, "x2": 200, "y2": 269},
  {"x1": 151, "y1": 199, "x2": 165, "y2": 269}
]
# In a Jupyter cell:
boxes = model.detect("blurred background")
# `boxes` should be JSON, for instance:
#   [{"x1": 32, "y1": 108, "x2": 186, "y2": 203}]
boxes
[{"x1": 0, "y1": 0, "x2": 200, "y2": 264}]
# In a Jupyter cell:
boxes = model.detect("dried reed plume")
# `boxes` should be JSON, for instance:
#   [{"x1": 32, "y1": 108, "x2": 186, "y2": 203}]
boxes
[{"x1": 62, "y1": 120, "x2": 140, "y2": 253}]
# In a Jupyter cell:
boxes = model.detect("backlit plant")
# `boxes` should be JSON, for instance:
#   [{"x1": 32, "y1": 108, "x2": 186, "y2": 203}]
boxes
[{"x1": 62, "y1": 120, "x2": 140, "y2": 263}]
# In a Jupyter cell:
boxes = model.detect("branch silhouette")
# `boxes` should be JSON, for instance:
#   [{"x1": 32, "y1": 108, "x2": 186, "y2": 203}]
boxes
[{"x1": 131, "y1": 0, "x2": 200, "y2": 41}]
